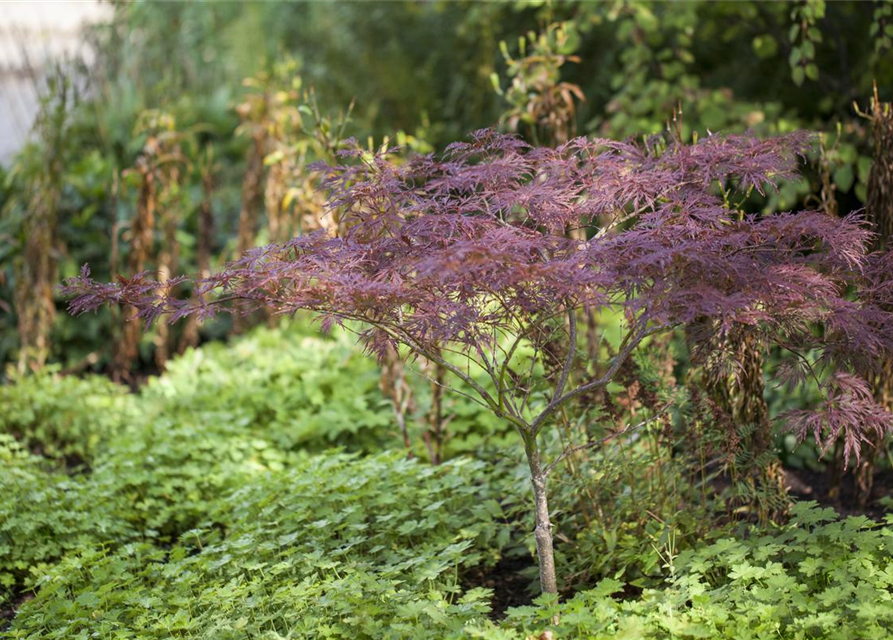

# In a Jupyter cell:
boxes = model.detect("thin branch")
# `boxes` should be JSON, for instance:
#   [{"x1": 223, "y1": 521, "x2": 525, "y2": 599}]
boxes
[
  {"x1": 405, "y1": 361, "x2": 493, "y2": 411},
  {"x1": 519, "y1": 328, "x2": 548, "y2": 417},
  {"x1": 302, "y1": 310, "x2": 502, "y2": 415},
  {"x1": 544, "y1": 404, "x2": 672, "y2": 477},
  {"x1": 373, "y1": 320, "x2": 511, "y2": 422},
  {"x1": 551, "y1": 308, "x2": 577, "y2": 404},
  {"x1": 498, "y1": 324, "x2": 535, "y2": 411},
  {"x1": 775, "y1": 341, "x2": 824, "y2": 389},
  {"x1": 531, "y1": 321, "x2": 676, "y2": 434}
]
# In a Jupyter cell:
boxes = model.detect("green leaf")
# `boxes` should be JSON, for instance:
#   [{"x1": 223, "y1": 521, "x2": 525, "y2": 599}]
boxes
[{"x1": 833, "y1": 165, "x2": 854, "y2": 192}]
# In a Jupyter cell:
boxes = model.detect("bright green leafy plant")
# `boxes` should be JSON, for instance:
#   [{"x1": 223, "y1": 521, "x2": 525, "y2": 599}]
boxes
[
  {"x1": 0, "y1": 367, "x2": 133, "y2": 468},
  {"x1": 0, "y1": 436, "x2": 136, "y2": 603},
  {"x1": 469, "y1": 502, "x2": 893, "y2": 640},
  {"x1": 6, "y1": 452, "x2": 507, "y2": 639}
]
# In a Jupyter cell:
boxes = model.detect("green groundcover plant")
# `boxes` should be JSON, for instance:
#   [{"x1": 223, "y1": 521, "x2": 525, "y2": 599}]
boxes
[
  {"x1": 1, "y1": 323, "x2": 461, "y2": 604},
  {"x1": 5, "y1": 452, "x2": 508, "y2": 639},
  {"x1": 4, "y1": 321, "x2": 893, "y2": 638},
  {"x1": 0, "y1": 436, "x2": 136, "y2": 600},
  {"x1": 0, "y1": 368, "x2": 134, "y2": 468},
  {"x1": 468, "y1": 503, "x2": 893, "y2": 640},
  {"x1": 143, "y1": 323, "x2": 397, "y2": 454}
]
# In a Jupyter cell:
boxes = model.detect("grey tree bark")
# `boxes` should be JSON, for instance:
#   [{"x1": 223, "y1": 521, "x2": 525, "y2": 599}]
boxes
[{"x1": 525, "y1": 437, "x2": 558, "y2": 594}]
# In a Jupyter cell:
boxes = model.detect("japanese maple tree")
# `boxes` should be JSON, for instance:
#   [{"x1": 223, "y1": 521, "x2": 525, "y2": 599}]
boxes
[{"x1": 64, "y1": 129, "x2": 893, "y2": 593}]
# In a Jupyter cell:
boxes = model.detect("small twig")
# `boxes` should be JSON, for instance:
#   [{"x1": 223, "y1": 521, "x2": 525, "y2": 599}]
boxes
[
  {"x1": 552, "y1": 309, "x2": 577, "y2": 404},
  {"x1": 60, "y1": 351, "x2": 100, "y2": 376},
  {"x1": 544, "y1": 404, "x2": 671, "y2": 477},
  {"x1": 406, "y1": 362, "x2": 492, "y2": 411},
  {"x1": 531, "y1": 321, "x2": 676, "y2": 435}
]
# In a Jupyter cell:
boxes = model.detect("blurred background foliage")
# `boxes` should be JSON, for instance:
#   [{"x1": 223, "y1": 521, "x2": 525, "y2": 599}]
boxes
[{"x1": 2, "y1": 0, "x2": 891, "y2": 376}]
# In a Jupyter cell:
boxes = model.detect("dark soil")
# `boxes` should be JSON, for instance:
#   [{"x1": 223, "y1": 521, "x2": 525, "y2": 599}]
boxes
[
  {"x1": 462, "y1": 553, "x2": 537, "y2": 620},
  {"x1": 785, "y1": 467, "x2": 893, "y2": 519},
  {"x1": 0, "y1": 590, "x2": 32, "y2": 632}
]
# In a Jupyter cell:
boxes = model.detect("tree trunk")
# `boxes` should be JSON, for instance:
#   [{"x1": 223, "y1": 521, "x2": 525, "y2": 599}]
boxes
[
  {"x1": 524, "y1": 437, "x2": 558, "y2": 594},
  {"x1": 424, "y1": 359, "x2": 447, "y2": 464},
  {"x1": 737, "y1": 333, "x2": 787, "y2": 522},
  {"x1": 14, "y1": 85, "x2": 66, "y2": 374},
  {"x1": 14, "y1": 180, "x2": 59, "y2": 374},
  {"x1": 153, "y1": 163, "x2": 181, "y2": 372},
  {"x1": 237, "y1": 133, "x2": 266, "y2": 260},
  {"x1": 379, "y1": 343, "x2": 414, "y2": 457}
]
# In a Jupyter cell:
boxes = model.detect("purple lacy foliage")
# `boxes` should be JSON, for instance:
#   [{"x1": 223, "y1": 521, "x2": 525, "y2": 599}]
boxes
[
  {"x1": 785, "y1": 373, "x2": 892, "y2": 464},
  {"x1": 63, "y1": 129, "x2": 893, "y2": 463}
]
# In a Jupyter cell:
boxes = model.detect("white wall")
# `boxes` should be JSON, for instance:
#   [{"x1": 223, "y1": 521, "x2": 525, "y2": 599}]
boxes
[{"x1": 0, "y1": 1, "x2": 111, "y2": 164}]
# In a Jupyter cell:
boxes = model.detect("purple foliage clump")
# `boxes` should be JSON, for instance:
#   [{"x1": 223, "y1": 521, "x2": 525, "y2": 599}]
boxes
[{"x1": 64, "y1": 128, "x2": 893, "y2": 464}]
